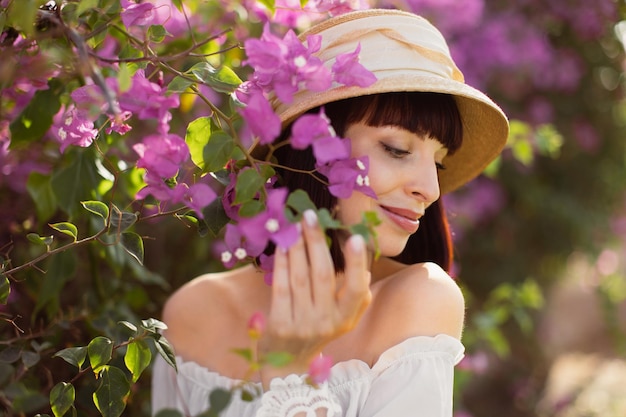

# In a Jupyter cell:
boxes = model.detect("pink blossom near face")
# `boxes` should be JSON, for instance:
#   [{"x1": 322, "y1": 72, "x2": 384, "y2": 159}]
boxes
[
  {"x1": 318, "y1": 156, "x2": 376, "y2": 199},
  {"x1": 237, "y1": 187, "x2": 299, "y2": 250}
]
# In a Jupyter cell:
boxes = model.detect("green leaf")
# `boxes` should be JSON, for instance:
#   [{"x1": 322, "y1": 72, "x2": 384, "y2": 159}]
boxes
[
  {"x1": 124, "y1": 339, "x2": 152, "y2": 383},
  {"x1": 148, "y1": 24, "x2": 168, "y2": 43},
  {"x1": 27, "y1": 172, "x2": 57, "y2": 222},
  {"x1": 154, "y1": 335, "x2": 178, "y2": 372},
  {"x1": 230, "y1": 348, "x2": 253, "y2": 362},
  {"x1": 185, "y1": 117, "x2": 212, "y2": 170},
  {"x1": 53, "y1": 347, "x2": 87, "y2": 370},
  {"x1": 209, "y1": 388, "x2": 232, "y2": 413},
  {"x1": 141, "y1": 318, "x2": 168, "y2": 333},
  {"x1": 51, "y1": 150, "x2": 105, "y2": 217},
  {"x1": 263, "y1": 352, "x2": 293, "y2": 367},
  {"x1": 27, "y1": 233, "x2": 54, "y2": 246},
  {"x1": 168, "y1": 75, "x2": 194, "y2": 94},
  {"x1": 9, "y1": 79, "x2": 63, "y2": 147},
  {"x1": 88, "y1": 337, "x2": 113, "y2": 375},
  {"x1": 120, "y1": 232, "x2": 144, "y2": 265},
  {"x1": 238, "y1": 200, "x2": 265, "y2": 218},
  {"x1": 234, "y1": 169, "x2": 264, "y2": 204},
  {"x1": 81, "y1": 200, "x2": 110, "y2": 220},
  {"x1": 0, "y1": 275, "x2": 10, "y2": 305},
  {"x1": 117, "y1": 62, "x2": 132, "y2": 93},
  {"x1": 317, "y1": 209, "x2": 341, "y2": 230},
  {"x1": 200, "y1": 198, "x2": 230, "y2": 237},
  {"x1": 75, "y1": 0, "x2": 99, "y2": 16},
  {"x1": 189, "y1": 62, "x2": 242, "y2": 94},
  {"x1": 118, "y1": 321, "x2": 138, "y2": 334},
  {"x1": 34, "y1": 251, "x2": 76, "y2": 318},
  {"x1": 50, "y1": 382, "x2": 75, "y2": 417},
  {"x1": 22, "y1": 351, "x2": 40, "y2": 368},
  {"x1": 49, "y1": 222, "x2": 78, "y2": 241},
  {"x1": 110, "y1": 205, "x2": 138, "y2": 232},
  {"x1": 257, "y1": 0, "x2": 275, "y2": 13},
  {"x1": 93, "y1": 366, "x2": 130, "y2": 417},
  {"x1": 286, "y1": 189, "x2": 316, "y2": 214},
  {"x1": 6, "y1": 0, "x2": 37, "y2": 37},
  {"x1": 203, "y1": 131, "x2": 235, "y2": 172}
]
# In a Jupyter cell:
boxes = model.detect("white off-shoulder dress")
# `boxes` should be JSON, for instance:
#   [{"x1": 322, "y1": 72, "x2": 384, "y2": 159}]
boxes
[{"x1": 152, "y1": 334, "x2": 464, "y2": 417}]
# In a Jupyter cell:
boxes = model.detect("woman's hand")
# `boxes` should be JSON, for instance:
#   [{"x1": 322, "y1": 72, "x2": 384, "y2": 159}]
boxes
[{"x1": 259, "y1": 209, "x2": 372, "y2": 386}]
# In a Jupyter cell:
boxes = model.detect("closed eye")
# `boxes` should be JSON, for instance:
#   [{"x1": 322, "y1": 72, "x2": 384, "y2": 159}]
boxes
[
  {"x1": 381, "y1": 142, "x2": 410, "y2": 158},
  {"x1": 436, "y1": 162, "x2": 446, "y2": 170}
]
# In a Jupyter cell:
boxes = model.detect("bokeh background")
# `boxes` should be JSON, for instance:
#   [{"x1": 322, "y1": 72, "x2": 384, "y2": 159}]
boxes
[{"x1": 1, "y1": 0, "x2": 625, "y2": 416}]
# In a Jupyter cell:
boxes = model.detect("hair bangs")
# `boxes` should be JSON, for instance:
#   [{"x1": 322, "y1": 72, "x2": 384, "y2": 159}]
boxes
[{"x1": 324, "y1": 92, "x2": 463, "y2": 154}]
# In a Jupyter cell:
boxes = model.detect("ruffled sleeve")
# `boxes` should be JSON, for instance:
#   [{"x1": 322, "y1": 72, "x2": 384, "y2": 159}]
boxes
[{"x1": 359, "y1": 334, "x2": 464, "y2": 417}]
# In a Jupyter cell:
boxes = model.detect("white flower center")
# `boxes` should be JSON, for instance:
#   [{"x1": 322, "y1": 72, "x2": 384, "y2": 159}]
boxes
[
  {"x1": 221, "y1": 251, "x2": 233, "y2": 263},
  {"x1": 356, "y1": 175, "x2": 364, "y2": 187},
  {"x1": 293, "y1": 55, "x2": 307, "y2": 68},
  {"x1": 58, "y1": 128, "x2": 67, "y2": 141},
  {"x1": 356, "y1": 160, "x2": 366, "y2": 170},
  {"x1": 234, "y1": 248, "x2": 247, "y2": 260},
  {"x1": 265, "y1": 218, "x2": 280, "y2": 233},
  {"x1": 64, "y1": 116, "x2": 73, "y2": 126}
]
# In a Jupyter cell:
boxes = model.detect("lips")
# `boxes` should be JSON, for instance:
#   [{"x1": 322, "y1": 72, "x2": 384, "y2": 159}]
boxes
[{"x1": 380, "y1": 205, "x2": 423, "y2": 234}]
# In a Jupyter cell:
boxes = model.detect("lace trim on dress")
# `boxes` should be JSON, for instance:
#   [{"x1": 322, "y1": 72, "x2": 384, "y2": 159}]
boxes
[{"x1": 257, "y1": 374, "x2": 342, "y2": 417}]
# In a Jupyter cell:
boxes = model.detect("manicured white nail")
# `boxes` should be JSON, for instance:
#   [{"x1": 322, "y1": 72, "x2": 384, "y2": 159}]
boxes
[
  {"x1": 349, "y1": 234, "x2": 365, "y2": 253},
  {"x1": 303, "y1": 209, "x2": 317, "y2": 227}
]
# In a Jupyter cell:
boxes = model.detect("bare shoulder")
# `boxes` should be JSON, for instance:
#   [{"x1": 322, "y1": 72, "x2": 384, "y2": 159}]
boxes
[
  {"x1": 371, "y1": 261, "x2": 465, "y2": 342},
  {"x1": 161, "y1": 265, "x2": 267, "y2": 365}
]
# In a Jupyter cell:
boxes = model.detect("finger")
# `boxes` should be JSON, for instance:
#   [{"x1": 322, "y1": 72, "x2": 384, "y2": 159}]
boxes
[
  {"x1": 337, "y1": 234, "x2": 372, "y2": 322},
  {"x1": 288, "y1": 226, "x2": 314, "y2": 317},
  {"x1": 270, "y1": 247, "x2": 294, "y2": 327},
  {"x1": 301, "y1": 210, "x2": 336, "y2": 312}
]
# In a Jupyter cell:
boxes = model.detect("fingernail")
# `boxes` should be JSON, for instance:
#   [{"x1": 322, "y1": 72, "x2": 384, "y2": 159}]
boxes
[
  {"x1": 303, "y1": 209, "x2": 317, "y2": 227},
  {"x1": 348, "y1": 234, "x2": 365, "y2": 253}
]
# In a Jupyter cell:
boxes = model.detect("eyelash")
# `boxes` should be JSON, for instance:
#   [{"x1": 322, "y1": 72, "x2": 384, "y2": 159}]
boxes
[
  {"x1": 382, "y1": 143, "x2": 410, "y2": 158},
  {"x1": 382, "y1": 143, "x2": 447, "y2": 170}
]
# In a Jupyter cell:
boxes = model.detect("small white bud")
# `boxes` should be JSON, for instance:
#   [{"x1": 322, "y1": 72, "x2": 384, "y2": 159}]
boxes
[
  {"x1": 234, "y1": 248, "x2": 247, "y2": 260},
  {"x1": 265, "y1": 218, "x2": 280, "y2": 233}
]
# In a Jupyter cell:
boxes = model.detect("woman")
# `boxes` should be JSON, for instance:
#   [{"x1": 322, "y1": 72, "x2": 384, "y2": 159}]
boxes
[{"x1": 152, "y1": 9, "x2": 509, "y2": 417}]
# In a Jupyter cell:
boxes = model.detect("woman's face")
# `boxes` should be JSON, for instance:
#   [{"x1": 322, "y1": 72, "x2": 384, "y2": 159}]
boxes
[{"x1": 337, "y1": 122, "x2": 448, "y2": 257}]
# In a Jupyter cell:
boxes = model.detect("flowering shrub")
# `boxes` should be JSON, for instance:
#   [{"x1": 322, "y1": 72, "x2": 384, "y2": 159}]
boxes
[{"x1": 0, "y1": 0, "x2": 624, "y2": 417}]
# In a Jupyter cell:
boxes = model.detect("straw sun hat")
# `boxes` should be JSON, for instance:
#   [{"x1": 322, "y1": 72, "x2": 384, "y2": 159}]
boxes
[{"x1": 272, "y1": 9, "x2": 510, "y2": 194}]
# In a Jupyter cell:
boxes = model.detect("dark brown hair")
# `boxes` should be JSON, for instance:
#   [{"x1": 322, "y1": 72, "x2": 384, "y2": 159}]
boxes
[{"x1": 272, "y1": 92, "x2": 463, "y2": 272}]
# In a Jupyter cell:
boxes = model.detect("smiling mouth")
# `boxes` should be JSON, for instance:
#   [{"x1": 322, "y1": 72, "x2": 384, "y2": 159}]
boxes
[{"x1": 379, "y1": 205, "x2": 422, "y2": 234}]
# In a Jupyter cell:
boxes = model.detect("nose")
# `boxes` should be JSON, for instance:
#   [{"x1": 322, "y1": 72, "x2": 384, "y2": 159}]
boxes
[{"x1": 405, "y1": 159, "x2": 441, "y2": 204}]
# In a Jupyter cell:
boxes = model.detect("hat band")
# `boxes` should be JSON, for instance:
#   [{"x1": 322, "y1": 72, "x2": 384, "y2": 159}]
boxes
[{"x1": 323, "y1": 27, "x2": 464, "y2": 83}]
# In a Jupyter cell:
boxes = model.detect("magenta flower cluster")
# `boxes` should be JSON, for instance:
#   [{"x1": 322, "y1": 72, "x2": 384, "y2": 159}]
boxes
[{"x1": 214, "y1": 23, "x2": 377, "y2": 271}]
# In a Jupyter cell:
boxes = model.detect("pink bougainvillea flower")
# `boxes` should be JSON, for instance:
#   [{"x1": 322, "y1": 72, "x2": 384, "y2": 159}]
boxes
[
  {"x1": 52, "y1": 106, "x2": 99, "y2": 153},
  {"x1": 238, "y1": 188, "x2": 299, "y2": 250},
  {"x1": 309, "y1": 0, "x2": 370, "y2": 16},
  {"x1": 214, "y1": 223, "x2": 265, "y2": 268},
  {"x1": 133, "y1": 133, "x2": 188, "y2": 179},
  {"x1": 239, "y1": 91, "x2": 281, "y2": 145},
  {"x1": 243, "y1": 25, "x2": 331, "y2": 103},
  {"x1": 319, "y1": 156, "x2": 377, "y2": 199},
  {"x1": 118, "y1": 70, "x2": 179, "y2": 133},
  {"x1": 183, "y1": 183, "x2": 217, "y2": 218},
  {"x1": 291, "y1": 110, "x2": 350, "y2": 165},
  {"x1": 332, "y1": 43, "x2": 377, "y2": 87},
  {"x1": 308, "y1": 354, "x2": 332, "y2": 385},
  {"x1": 121, "y1": 0, "x2": 160, "y2": 28},
  {"x1": 247, "y1": 311, "x2": 266, "y2": 340}
]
